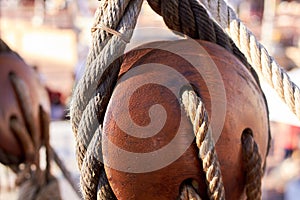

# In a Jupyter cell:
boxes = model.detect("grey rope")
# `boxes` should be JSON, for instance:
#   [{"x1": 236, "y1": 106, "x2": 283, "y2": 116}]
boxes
[
  {"x1": 70, "y1": 0, "x2": 143, "y2": 199},
  {"x1": 70, "y1": 0, "x2": 276, "y2": 199}
]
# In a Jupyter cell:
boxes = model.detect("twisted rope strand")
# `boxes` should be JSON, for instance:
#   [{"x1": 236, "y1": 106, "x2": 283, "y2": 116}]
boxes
[
  {"x1": 199, "y1": 0, "x2": 300, "y2": 121},
  {"x1": 71, "y1": 0, "x2": 143, "y2": 199},
  {"x1": 80, "y1": 143, "x2": 102, "y2": 200},
  {"x1": 71, "y1": 0, "x2": 142, "y2": 173},
  {"x1": 76, "y1": 62, "x2": 120, "y2": 169},
  {"x1": 70, "y1": 0, "x2": 142, "y2": 136},
  {"x1": 147, "y1": 0, "x2": 255, "y2": 75},
  {"x1": 181, "y1": 89, "x2": 225, "y2": 200},
  {"x1": 241, "y1": 130, "x2": 263, "y2": 200},
  {"x1": 86, "y1": 0, "x2": 130, "y2": 66},
  {"x1": 71, "y1": 0, "x2": 275, "y2": 199}
]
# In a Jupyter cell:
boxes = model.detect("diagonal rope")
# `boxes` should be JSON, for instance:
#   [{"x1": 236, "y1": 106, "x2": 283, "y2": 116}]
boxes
[
  {"x1": 146, "y1": 0, "x2": 261, "y2": 87},
  {"x1": 198, "y1": 0, "x2": 300, "y2": 121},
  {"x1": 70, "y1": 0, "x2": 142, "y2": 137},
  {"x1": 71, "y1": 0, "x2": 143, "y2": 166}
]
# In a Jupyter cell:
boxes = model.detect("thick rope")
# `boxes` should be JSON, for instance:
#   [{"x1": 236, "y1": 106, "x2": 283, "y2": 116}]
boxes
[
  {"x1": 181, "y1": 89, "x2": 225, "y2": 200},
  {"x1": 197, "y1": 0, "x2": 300, "y2": 121},
  {"x1": 147, "y1": 1, "x2": 267, "y2": 199},
  {"x1": 70, "y1": 1, "x2": 143, "y2": 199},
  {"x1": 70, "y1": 0, "x2": 275, "y2": 199},
  {"x1": 70, "y1": 0, "x2": 142, "y2": 137},
  {"x1": 147, "y1": 0, "x2": 252, "y2": 71},
  {"x1": 241, "y1": 129, "x2": 263, "y2": 200},
  {"x1": 147, "y1": 1, "x2": 270, "y2": 199}
]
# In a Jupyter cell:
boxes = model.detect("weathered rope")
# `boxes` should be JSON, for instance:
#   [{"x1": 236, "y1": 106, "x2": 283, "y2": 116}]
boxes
[
  {"x1": 70, "y1": 0, "x2": 142, "y2": 136},
  {"x1": 70, "y1": 0, "x2": 143, "y2": 199},
  {"x1": 148, "y1": 1, "x2": 268, "y2": 199},
  {"x1": 147, "y1": 0, "x2": 252, "y2": 71},
  {"x1": 241, "y1": 129, "x2": 263, "y2": 200},
  {"x1": 181, "y1": 89, "x2": 225, "y2": 199},
  {"x1": 71, "y1": 0, "x2": 274, "y2": 199},
  {"x1": 198, "y1": 0, "x2": 300, "y2": 121}
]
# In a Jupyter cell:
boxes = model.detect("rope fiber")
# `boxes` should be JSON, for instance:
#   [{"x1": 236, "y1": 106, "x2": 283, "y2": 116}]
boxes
[
  {"x1": 181, "y1": 89, "x2": 225, "y2": 199},
  {"x1": 69, "y1": 0, "x2": 300, "y2": 199},
  {"x1": 198, "y1": 0, "x2": 300, "y2": 121}
]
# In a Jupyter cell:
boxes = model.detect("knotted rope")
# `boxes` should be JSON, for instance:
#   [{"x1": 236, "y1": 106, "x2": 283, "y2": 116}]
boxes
[{"x1": 70, "y1": 0, "x2": 278, "y2": 199}]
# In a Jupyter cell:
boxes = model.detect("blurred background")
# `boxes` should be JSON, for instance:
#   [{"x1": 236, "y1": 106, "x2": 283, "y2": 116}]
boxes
[{"x1": 1, "y1": 0, "x2": 300, "y2": 199}]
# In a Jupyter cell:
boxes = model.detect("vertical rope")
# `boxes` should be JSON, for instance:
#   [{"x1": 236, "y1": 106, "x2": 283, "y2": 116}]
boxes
[
  {"x1": 70, "y1": 1, "x2": 144, "y2": 198},
  {"x1": 241, "y1": 129, "x2": 263, "y2": 200},
  {"x1": 181, "y1": 88, "x2": 225, "y2": 200}
]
